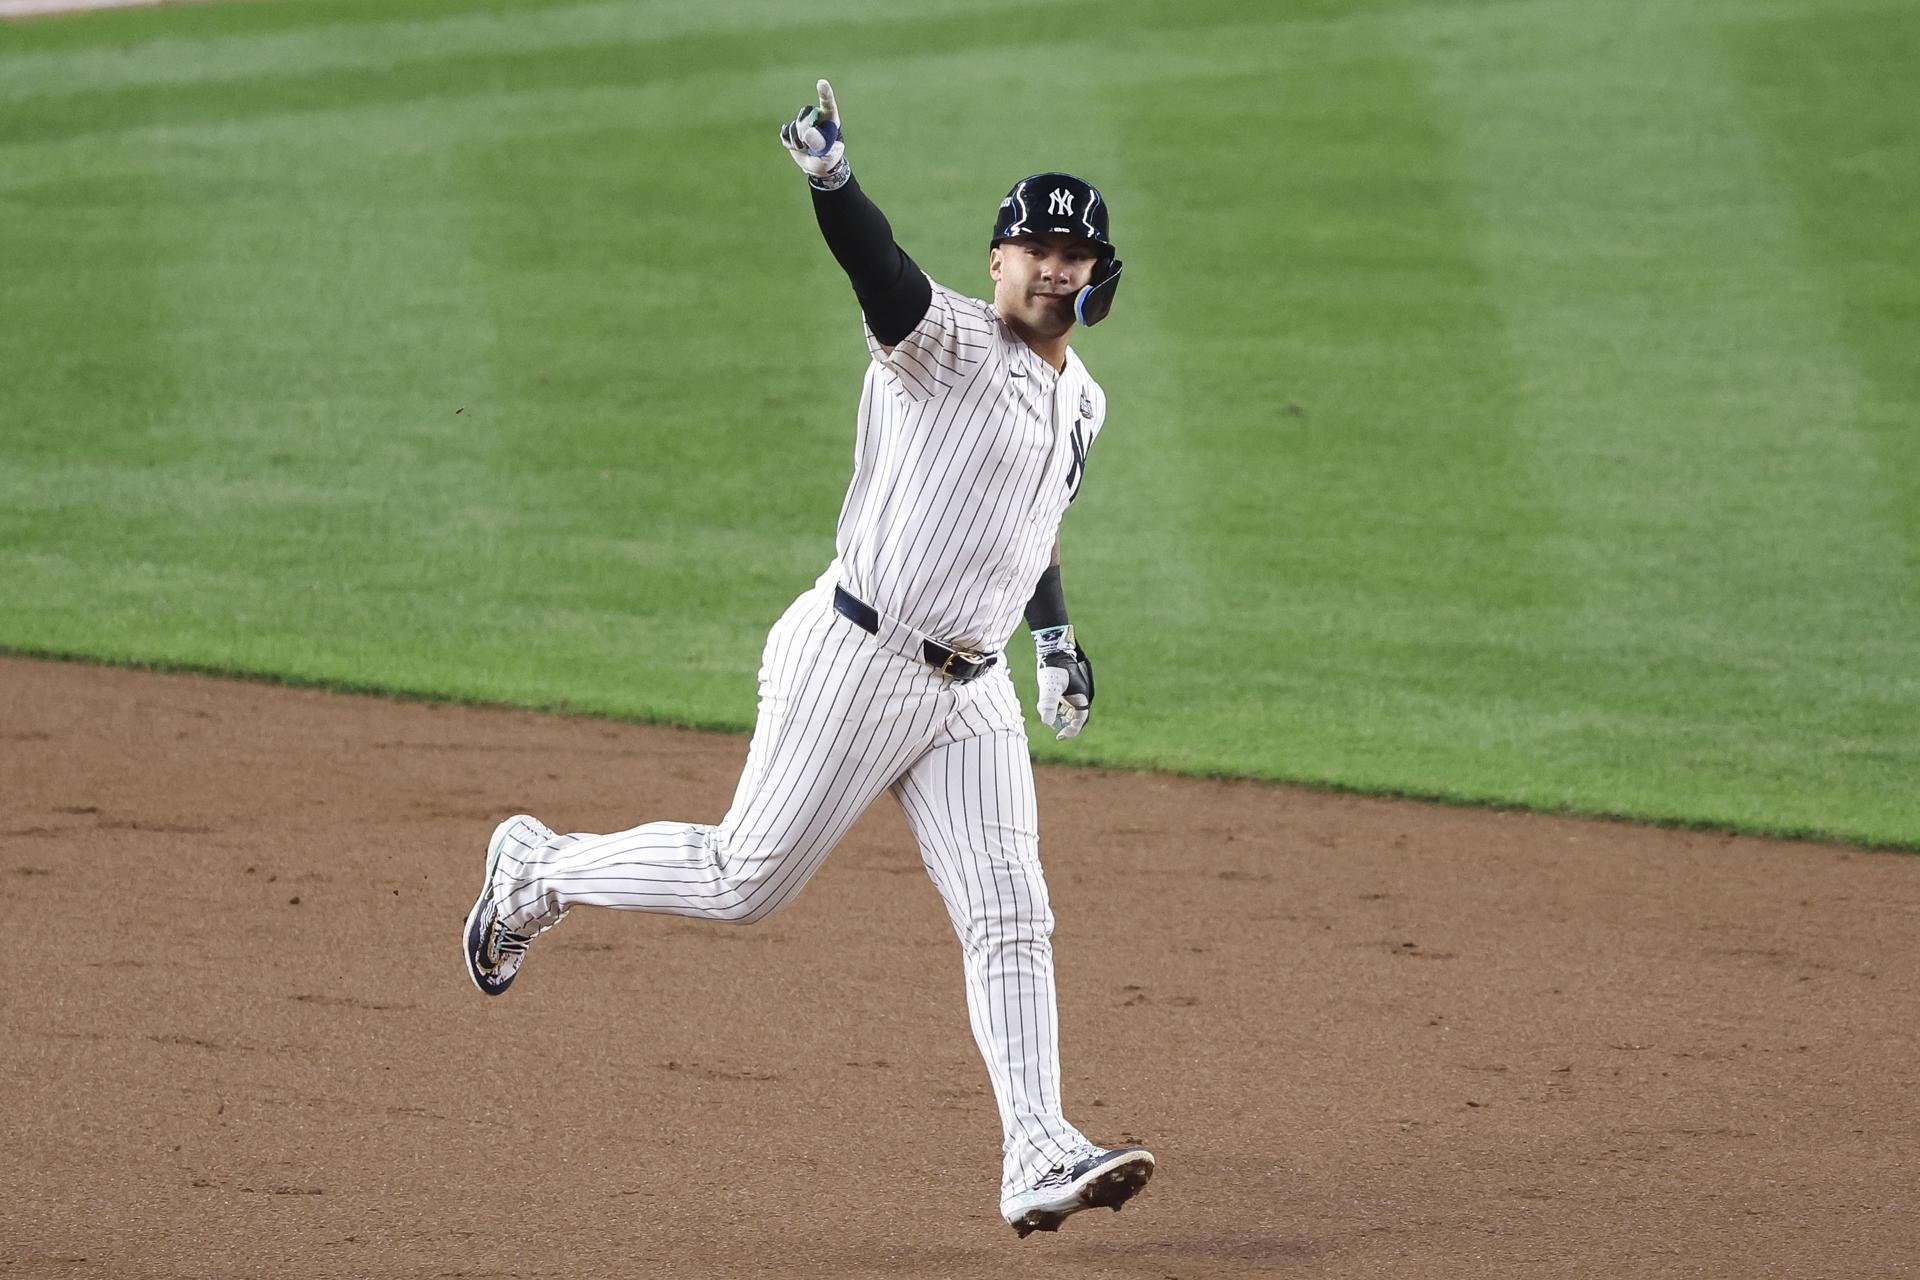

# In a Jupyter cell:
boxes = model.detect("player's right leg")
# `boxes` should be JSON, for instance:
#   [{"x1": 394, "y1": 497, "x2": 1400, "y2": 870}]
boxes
[
  {"x1": 890, "y1": 668, "x2": 1154, "y2": 1234},
  {"x1": 464, "y1": 586, "x2": 954, "y2": 990}
]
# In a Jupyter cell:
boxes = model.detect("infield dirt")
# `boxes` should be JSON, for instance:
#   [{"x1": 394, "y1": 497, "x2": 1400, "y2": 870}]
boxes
[{"x1": 2, "y1": 656, "x2": 1914, "y2": 1278}]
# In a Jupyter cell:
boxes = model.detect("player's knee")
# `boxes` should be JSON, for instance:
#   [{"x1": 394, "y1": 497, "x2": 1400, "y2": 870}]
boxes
[
  {"x1": 711, "y1": 893, "x2": 797, "y2": 926},
  {"x1": 704, "y1": 897, "x2": 759, "y2": 924},
  {"x1": 705, "y1": 867, "x2": 808, "y2": 925},
  {"x1": 706, "y1": 833, "x2": 829, "y2": 923},
  {"x1": 958, "y1": 898, "x2": 1054, "y2": 951}
]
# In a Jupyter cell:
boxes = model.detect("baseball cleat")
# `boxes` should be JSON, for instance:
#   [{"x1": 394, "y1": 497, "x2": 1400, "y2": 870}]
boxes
[
  {"x1": 462, "y1": 816, "x2": 539, "y2": 997},
  {"x1": 1001, "y1": 1143, "x2": 1155, "y2": 1238}
]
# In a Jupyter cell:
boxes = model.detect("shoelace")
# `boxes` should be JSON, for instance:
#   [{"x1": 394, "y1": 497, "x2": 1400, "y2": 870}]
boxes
[
  {"x1": 484, "y1": 905, "x2": 567, "y2": 968},
  {"x1": 489, "y1": 906, "x2": 568, "y2": 956},
  {"x1": 489, "y1": 922, "x2": 531, "y2": 961}
]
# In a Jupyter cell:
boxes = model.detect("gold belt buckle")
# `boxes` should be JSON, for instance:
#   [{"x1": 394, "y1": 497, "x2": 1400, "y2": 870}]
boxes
[{"x1": 939, "y1": 647, "x2": 982, "y2": 678}]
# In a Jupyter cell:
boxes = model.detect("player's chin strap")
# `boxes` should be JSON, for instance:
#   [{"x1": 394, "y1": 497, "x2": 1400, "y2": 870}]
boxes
[{"x1": 1074, "y1": 257, "x2": 1124, "y2": 327}]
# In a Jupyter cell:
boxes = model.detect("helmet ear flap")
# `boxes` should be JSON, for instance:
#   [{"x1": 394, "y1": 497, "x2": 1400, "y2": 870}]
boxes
[{"x1": 1074, "y1": 257, "x2": 1123, "y2": 327}]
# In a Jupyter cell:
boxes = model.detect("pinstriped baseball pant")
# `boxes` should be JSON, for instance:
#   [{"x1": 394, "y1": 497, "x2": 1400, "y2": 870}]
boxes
[{"x1": 495, "y1": 584, "x2": 1091, "y2": 1196}]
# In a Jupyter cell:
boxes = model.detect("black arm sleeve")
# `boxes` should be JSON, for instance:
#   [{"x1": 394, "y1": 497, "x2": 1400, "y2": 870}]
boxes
[
  {"x1": 810, "y1": 175, "x2": 934, "y2": 346},
  {"x1": 1024, "y1": 563, "x2": 1070, "y2": 632}
]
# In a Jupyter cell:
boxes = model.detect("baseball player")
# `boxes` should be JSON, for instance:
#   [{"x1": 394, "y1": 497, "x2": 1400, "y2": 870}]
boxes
[{"x1": 462, "y1": 80, "x2": 1151, "y2": 1237}]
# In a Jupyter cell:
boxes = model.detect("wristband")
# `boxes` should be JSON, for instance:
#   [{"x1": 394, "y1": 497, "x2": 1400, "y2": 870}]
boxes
[
  {"x1": 1033, "y1": 624, "x2": 1076, "y2": 658},
  {"x1": 809, "y1": 157, "x2": 851, "y2": 192}
]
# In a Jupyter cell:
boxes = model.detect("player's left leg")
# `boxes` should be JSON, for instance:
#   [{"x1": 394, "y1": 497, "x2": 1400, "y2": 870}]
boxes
[
  {"x1": 532, "y1": 590, "x2": 961, "y2": 918},
  {"x1": 889, "y1": 670, "x2": 1094, "y2": 1202},
  {"x1": 464, "y1": 586, "x2": 954, "y2": 997}
]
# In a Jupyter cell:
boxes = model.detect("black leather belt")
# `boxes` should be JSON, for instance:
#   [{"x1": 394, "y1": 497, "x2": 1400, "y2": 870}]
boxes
[{"x1": 832, "y1": 586, "x2": 997, "y2": 684}]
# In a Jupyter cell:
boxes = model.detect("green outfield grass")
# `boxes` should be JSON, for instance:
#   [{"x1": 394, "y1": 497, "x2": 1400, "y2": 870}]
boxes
[{"x1": 2, "y1": 0, "x2": 1915, "y2": 846}]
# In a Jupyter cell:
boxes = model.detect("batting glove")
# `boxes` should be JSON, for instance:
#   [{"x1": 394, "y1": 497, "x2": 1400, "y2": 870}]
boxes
[
  {"x1": 1033, "y1": 625, "x2": 1094, "y2": 741},
  {"x1": 778, "y1": 79, "x2": 850, "y2": 191}
]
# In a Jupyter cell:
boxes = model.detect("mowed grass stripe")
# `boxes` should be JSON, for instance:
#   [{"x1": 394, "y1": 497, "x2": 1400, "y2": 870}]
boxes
[
  {"x1": 0, "y1": 0, "x2": 1258, "y2": 149},
  {"x1": 0, "y1": 0, "x2": 1038, "y2": 104},
  {"x1": 0, "y1": 0, "x2": 602, "y2": 57},
  {"x1": 1078, "y1": 54, "x2": 1554, "y2": 791},
  {"x1": 1722, "y1": 8, "x2": 1920, "y2": 573},
  {"x1": 458, "y1": 112, "x2": 840, "y2": 724},
  {"x1": 0, "y1": 132, "x2": 185, "y2": 660},
  {"x1": 1412, "y1": 1, "x2": 1919, "y2": 841},
  {"x1": 7, "y1": 83, "x2": 776, "y2": 719}
]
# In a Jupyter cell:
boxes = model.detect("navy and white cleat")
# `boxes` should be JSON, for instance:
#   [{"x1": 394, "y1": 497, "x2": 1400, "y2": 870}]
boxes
[
  {"x1": 1001, "y1": 1143, "x2": 1155, "y2": 1238},
  {"x1": 463, "y1": 816, "x2": 538, "y2": 997}
]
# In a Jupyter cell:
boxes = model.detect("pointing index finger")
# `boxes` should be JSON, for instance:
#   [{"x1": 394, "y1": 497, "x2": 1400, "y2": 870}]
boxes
[{"x1": 816, "y1": 79, "x2": 838, "y2": 123}]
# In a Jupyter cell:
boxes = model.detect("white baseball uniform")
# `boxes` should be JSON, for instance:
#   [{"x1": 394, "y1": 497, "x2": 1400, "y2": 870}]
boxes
[{"x1": 494, "y1": 279, "x2": 1106, "y2": 1199}]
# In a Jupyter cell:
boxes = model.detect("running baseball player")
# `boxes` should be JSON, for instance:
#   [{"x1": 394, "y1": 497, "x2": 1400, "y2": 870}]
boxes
[{"x1": 462, "y1": 80, "x2": 1150, "y2": 1237}]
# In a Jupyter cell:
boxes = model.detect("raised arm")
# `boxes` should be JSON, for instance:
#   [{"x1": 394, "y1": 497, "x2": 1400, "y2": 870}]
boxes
[{"x1": 779, "y1": 80, "x2": 933, "y2": 347}]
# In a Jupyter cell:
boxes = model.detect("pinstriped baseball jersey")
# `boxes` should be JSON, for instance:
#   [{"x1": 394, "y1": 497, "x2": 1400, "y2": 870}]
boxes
[{"x1": 834, "y1": 280, "x2": 1106, "y2": 653}]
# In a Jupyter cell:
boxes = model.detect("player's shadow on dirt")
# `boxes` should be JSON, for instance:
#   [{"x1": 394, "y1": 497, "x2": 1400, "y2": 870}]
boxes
[{"x1": 1066, "y1": 1234, "x2": 1323, "y2": 1269}]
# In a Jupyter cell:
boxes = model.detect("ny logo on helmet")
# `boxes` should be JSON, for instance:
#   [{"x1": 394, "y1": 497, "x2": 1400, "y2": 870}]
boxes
[{"x1": 1049, "y1": 189, "x2": 1075, "y2": 216}]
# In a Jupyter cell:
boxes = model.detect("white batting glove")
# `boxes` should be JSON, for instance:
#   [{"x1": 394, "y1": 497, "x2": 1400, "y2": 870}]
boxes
[
  {"x1": 778, "y1": 79, "x2": 850, "y2": 191},
  {"x1": 1033, "y1": 625, "x2": 1093, "y2": 741}
]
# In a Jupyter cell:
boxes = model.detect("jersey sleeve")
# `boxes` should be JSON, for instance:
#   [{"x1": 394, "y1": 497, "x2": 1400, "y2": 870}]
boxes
[{"x1": 862, "y1": 281, "x2": 994, "y2": 402}]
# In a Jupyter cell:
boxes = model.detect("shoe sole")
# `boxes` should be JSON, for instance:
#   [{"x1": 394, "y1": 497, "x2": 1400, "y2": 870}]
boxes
[
  {"x1": 462, "y1": 817, "x2": 527, "y2": 997},
  {"x1": 1009, "y1": 1150, "x2": 1155, "y2": 1238}
]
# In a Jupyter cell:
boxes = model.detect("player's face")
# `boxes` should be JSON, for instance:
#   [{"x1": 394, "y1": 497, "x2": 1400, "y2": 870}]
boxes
[{"x1": 990, "y1": 233, "x2": 1100, "y2": 338}]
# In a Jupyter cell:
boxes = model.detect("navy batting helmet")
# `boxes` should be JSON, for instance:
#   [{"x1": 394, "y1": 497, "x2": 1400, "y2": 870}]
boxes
[{"x1": 991, "y1": 172, "x2": 1124, "y2": 327}]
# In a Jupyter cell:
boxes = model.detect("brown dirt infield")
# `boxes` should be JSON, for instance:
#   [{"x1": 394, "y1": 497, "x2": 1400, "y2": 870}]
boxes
[{"x1": 2, "y1": 655, "x2": 1915, "y2": 1278}]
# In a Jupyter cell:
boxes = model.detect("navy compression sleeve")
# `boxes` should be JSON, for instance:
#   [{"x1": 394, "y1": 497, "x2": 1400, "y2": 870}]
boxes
[
  {"x1": 810, "y1": 176, "x2": 934, "y2": 346},
  {"x1": 1024, "y1": 563, "x2": 1069, "y2": 632}
]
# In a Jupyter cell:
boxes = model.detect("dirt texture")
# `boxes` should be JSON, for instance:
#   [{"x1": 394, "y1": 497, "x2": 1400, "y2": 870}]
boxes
[{"x1": 1, "y1": 655, "x2": 1915, "y2": 1279}]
